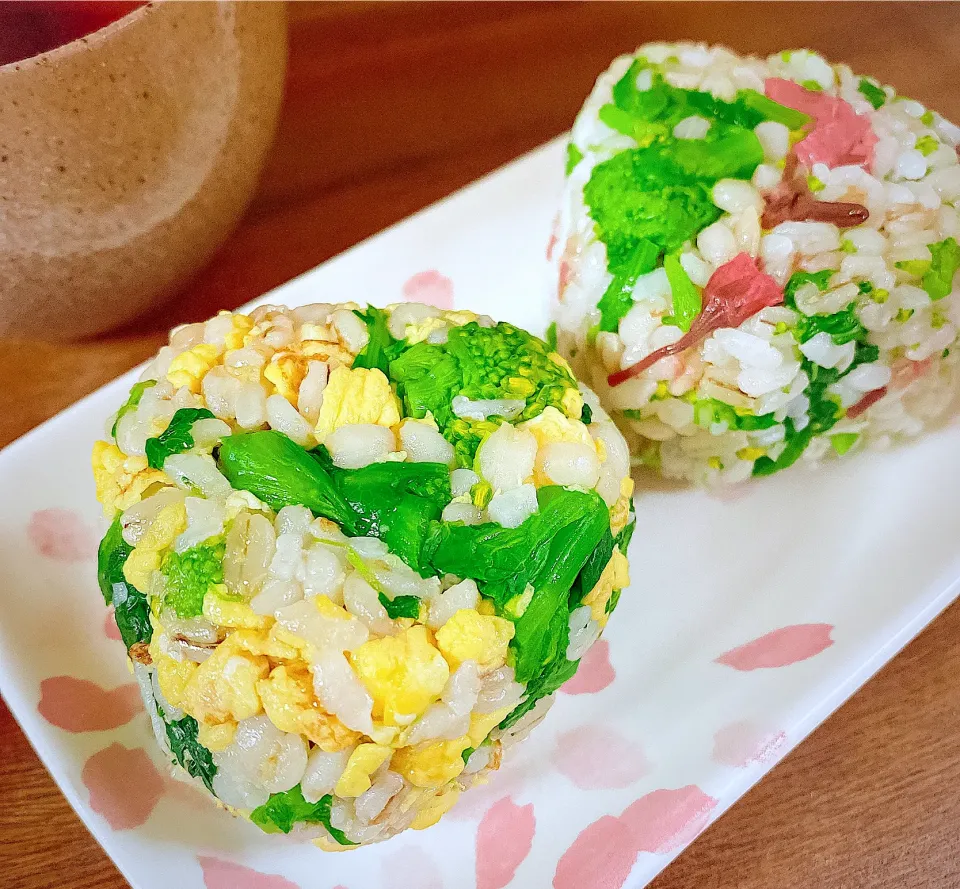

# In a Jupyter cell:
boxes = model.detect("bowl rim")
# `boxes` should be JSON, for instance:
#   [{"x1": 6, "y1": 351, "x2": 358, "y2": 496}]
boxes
[{"x1": 0, "y1": 0, "x2": 160, "y2": 74}]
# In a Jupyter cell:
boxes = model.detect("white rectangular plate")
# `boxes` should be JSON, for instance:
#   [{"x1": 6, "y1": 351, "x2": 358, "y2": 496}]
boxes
[{"x1": 3, "y1": 138, "x2": 960, "y2": 889}]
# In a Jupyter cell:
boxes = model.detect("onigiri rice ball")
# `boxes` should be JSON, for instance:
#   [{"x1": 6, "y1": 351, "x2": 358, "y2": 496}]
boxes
[
  {"x1": 93, "y1": 300, "x2": 634, "y2": 847},
  {"x1": 552, "y1": 43, "x2": 960, "y2": 485}
]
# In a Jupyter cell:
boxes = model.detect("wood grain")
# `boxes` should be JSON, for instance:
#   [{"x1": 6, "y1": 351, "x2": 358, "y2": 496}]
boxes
[{"x1": 2, "y1": 3, "x2": 959, "y2": 888}]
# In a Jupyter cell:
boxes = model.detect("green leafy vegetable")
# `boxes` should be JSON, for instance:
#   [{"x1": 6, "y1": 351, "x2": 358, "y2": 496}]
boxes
[
  {"x1": 662, "y1": 252, "x2": 702, "y2": 331},
  {"x1": 753, "y1": 341, "x2": 878, "y2": 477},
  {"x1": 752, "y1": 270, "x2": 880, "y2": 476},
  {"x1": 614, "y1": 504, "x2": 637, "y2": 552},
  {"x1": 580, "y1": 403, "x2": 593, "y2": 425},
  {"x1": 219, "y1": 432, "x2": 450, "y2": 573},
  {"x1": 498, "y1": 655, "x2": 579, "y2": 732},
  {"x1": 857, "y1": 78, "x2": 887, "y2": 109},
  {"x1": 796, "y1": 304, "x2": 868, "y2": 346},
  {"x1": 565, "y1": 142, "x2": 584, "y2": 176},
  {"x1": 112, "y1": 380, "x2": 156, "y2": 438},
  {"x1": 915, "y1": 135, "x2": 939, "y2": 157},
  {"x1": 250, "y1": 786, "x2": 356, "y2": 844},
  {"x1": 97, "y1": 514, "x2": 153, "y2": 650},
  {"x1": 922, "y1": 237, "x2": 960, "y2": 301},
  {"x1": 595, "y1": 237, "x2": 660, "y2": 331},
  {"x1": 161, "y1": 538, "x2": 226, "y2": 618},
  {"x1": 830, "y1": 432, "x2": 859, "y2": 455},
  {"x1": 378, "y1": 593, "x2": 421, "y2": 620},
  {"x1": 693, "y1": 399, "x2": 777, "y2": 431},
  {"x1": 570, "y1": 527, "x2": 614, "y2": 608},
  {"x1": 545, "y1": 321, "x2": 558, "y2": 351},
  {"x1": 461, "y1": 746, "x2": 476, "y2": 764},
  {"x1": 783, "y1": 269, "x2": 833, "y2": 307},
  {"x1": 145, "y1": 407, "x2": 215, "y2": 470},
  {"x1": 161, "y1": 712, "x2": 217, "y2": 793},
  {"x1": 736, "y1": 88, "x2": 811, "y2": 129},
  {"x1": 423, "y1": 486, "x2": 608, "y2": 614},
  {"x1": 219, "y1": 431, "x2": 354, "y2": 526},
  {"x1": 352, "y1": 306, "x2": 399, "y2": 375}
]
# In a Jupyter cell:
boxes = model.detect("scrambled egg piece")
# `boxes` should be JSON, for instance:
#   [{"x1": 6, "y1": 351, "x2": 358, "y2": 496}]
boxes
[
  {"x1": 467, "y1": 707, "x2": 513, "y2": 748},
  {"x1": 403, "y1": 310, "x2": 478, "y2": 345},
  {"x1": 349, "y1": 626, "x2": 449, "y2": 726},
  {"x1": 166, "y1": 344, "x2": 222, "y2": 393},
  {"x1": 583, "y1": 548, "x2": 630, "y2": 628},
  {"x1": 264, "y1": 352, "x2": 307, "y2": 406},
  {"x1": 391, "y1": 736, "x2": 471, "y2": 788},
  {"x1": 434, "y1": 609, "x2": 514, "y2": 674},
  {"x1": 154, "y1": 652, "x2": 197, "y2": 710},
  {"x1": 180, "y1": 633, "x2": 269, "y2": 726},
  {"x1": 258, "y1": 664, "x2": 361, "y2": 751},
  {"x1": 227, "y1": 627, "x2": 301, "y2": 661},
  {"x1": 411, "y1": 786, "x2": 461, "y2": 830},
  {"x1": 123, "y1": 500, "x2": 187, "y2": 591},
  {"x1": 520, "y1": 406, "x2": 594, "y2": 450},
  {"x1": 560, "y1": 385, "x2": 584, "y2": 420},
  {"x1": 91, "y1": 441, "x2": 167, "y2": 516},
  {"x1": 334, "y1": 743, "x2": 393, "y2": 797},
  {"x1": 202, "y1": 595, "x2": 271, "y2": 631},
  {"x1": 223, "y1": 313, "x2": 255, "y2": 350},
  {"x1": 609, "y1": 477, "x2": 635, "y2": 537},
  {"x1": 198, "y1": 721, "x2": 237, "y2": 752},
  {"x1": 314, "y1": 366, "x2": 402, "y2": 439}
]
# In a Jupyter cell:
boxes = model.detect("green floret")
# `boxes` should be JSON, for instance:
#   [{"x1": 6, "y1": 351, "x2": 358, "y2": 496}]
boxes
[
  {"x1": 389, "y1": 321, "x2": 578, "y2": 466},
  {"x1": 161, "y1": 537, "x2": 226, "y2": 618}
]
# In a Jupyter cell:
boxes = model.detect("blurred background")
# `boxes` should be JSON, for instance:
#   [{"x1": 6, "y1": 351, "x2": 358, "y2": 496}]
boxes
[{"x1": 3, "y1": 5, "x2": 960, "y2": 889}]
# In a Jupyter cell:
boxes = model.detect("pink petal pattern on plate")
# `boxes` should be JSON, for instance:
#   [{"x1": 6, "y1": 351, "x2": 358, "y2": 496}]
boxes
[
  {"x1": 104, "y1": 608, "x2": 123, "y2": 641},
  {"x1": 716, "y1": 624, "x2": 834, "y2": 670},
  {"x1": 198, "y1": 856, "x2": 301, "y2": 889},
  {"x1": 28, "y1": 507, "x2": 97, "y2": 561},
  {"x1": 381, "y1": 846, "x2": 443, "y2": 889},
  {"x1": 475, "y1": 797, "x2": 535, "y2": 889},
  {"x1": 554, "y1": 786, "x2": 718, "y2": 889},
  {"x1": 561, "y1": 639, "x2": 614, "y2": 695},
  {"x1": 447, "y1": 766, "x2": 527, "y2": 822},
  {"x1": 552, "y1": 725, "x2": 649, "y2": 789},
  {"x1": 619, "y1": 786, "x2": 718, "y2": 854},
  {"x1": 82, "y1": 744, "x2": 164, "y2": 830},
  {"x1": 38, "y1": 676, "x2": 141, "y2": 732},
  {"x1": 402, "y1": 270, "x2": 454, "y2": 310},
  {"x1": 712, "y1": 720, "x2": 787, "y2": 768}
]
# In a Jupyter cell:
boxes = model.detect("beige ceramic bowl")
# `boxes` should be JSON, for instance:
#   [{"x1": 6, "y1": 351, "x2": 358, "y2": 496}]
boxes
[{"x1": 0, "y1": 1, "x2": 287, "y2": 340}]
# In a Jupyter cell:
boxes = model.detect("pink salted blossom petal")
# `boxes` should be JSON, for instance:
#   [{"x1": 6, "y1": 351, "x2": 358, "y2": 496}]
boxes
[
  {"x1": 402, "y1": 270, "x2": 454, "y2": 310},
  {"x1": 620, "y1": 786, "x2": 719, "y2": 854},
  {"x1": 380, "y1": 846, "x2": 444, "y2": 889},
  {"x1": 712, "y1": 721, "x2": 787, "y2": 768},
  {"x1": 716, "y1": 623, "x2": 835, "y2": 670},
  {"x1": 476, "y1": 797, "x2": 536, "y2": 889},
  {"x1": 765, "y1": 78, "x2": 877, "y2": 170},
  {"x1": 198, "y1": 856, "x2": 301, "y2": 889},
  {"x1": 560, "y1": 639, "x2": 615, "y2": 695},
  {"x1": 82, "y1": 744, "x2": 164, "y2": 830},
  {"x1": 553, "y1": 815, "x2": 638, "y2": 889},
  {"x1": 38, "y1": 676, "x2": 141, "y2": 732},
  {"x1": 28, "y1": 508, "x2": 97, "y2": 561},
  {"x1": 551, "y1": 725, "x2": 648, "y2": 789},
  {"x1": 104, "y1": 608, "x2": 123, "y2": 641}
]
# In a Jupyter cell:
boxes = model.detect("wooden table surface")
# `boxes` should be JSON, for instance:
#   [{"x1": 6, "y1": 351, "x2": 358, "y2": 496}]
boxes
[{"x1": 3, "y1": 3, "x2": 960, "y2": 887}]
